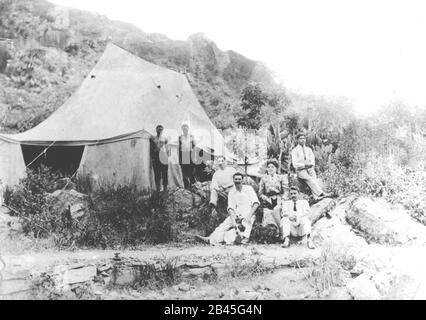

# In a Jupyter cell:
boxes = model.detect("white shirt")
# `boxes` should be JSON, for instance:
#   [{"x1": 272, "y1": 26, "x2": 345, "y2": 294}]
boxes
[
  {"x1": 211, "y1": 166, "x2": 237, "y2": 190},
  {"x1": 228, "y1": 185, "x2": 259, "y2": 219},
  {"x1": 291, "y1": 144, "x2": 315, "y2": 170},
  {"x1": 180, "y1": 134, "x2": 192, "y2": 152},
  {"x1": 281, "y1": 199, "x2": 311, "y2": 218}
]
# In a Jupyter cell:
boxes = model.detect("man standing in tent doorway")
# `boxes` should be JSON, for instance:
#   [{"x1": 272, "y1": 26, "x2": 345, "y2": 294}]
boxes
[
  {"x1": 291, "y1": 131, "x2": 327, "y2": 200},
  {"x1": 150, "y1": 125, "x2": 170, "y2": 192},
  {"x1": 179, "y1": 121, "x2": 196, "y2": 189}
]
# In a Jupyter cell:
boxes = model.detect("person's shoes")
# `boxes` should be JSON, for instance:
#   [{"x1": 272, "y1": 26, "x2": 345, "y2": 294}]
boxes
[
  {"x1": 241, "y1": 238, "x2": 249, "y2": 245},
  {"x1": 194, "y1": 235, "x2": 210, "y2": 244},
  {"x1": 281, "y1": 237, "x2": 290, "y2": 248},
  {"x1": 307, "y1": 238, "x2": 315, "y2": 249}
]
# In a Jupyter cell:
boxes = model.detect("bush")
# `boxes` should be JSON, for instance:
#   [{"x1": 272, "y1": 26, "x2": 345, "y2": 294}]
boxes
[
  {"x1": 5, "y1": 167, "x2": 177, "y2": 247},
  {"x1": 306, "y1": 242, "x2": 350, "y2": 295},
  {"x1": 73, "y1": 186, "x2": 175, "y2": 248},
  {"x1": 4, "y1": 165, "x2": 63, "y2": 237}
]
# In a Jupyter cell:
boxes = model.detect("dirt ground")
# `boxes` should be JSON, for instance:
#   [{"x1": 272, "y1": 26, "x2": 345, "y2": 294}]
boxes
[
  {"x1": 2, "y1": 240, "x2": 426, "y2": 300},
  {"x1": 2, "y1": 203, "x2": 426, "y2": 300}
]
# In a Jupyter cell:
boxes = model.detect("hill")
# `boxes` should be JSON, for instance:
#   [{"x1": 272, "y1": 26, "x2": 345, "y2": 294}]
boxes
[{"x1": 0, "y1": 0, "x2": 276, "y2": 133}]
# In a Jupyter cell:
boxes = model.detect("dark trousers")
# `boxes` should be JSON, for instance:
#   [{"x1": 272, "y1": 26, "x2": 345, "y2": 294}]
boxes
[
  {"x1": 181, "y1": 164, "x2": 195, "y2": 189},
  {"x1": 153, "y1": 161, "x2": 168, "y2": 191}
]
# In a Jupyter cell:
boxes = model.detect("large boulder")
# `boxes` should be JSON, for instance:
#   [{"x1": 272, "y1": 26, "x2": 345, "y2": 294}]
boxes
[
  {"x1": 309, "y1": 198, "x2": 336, "y2": 225},
  {"x1": 346, "y1": 197, "x2": 426, "y2": 245},
  {"x1": 45, "y1": 189, "x2": 89, "y2": 219},
  {"x1": 347, "y1": 273, "x2": 382, "y2": 299},
  {"x1": 166, "y1": 188, "x2": 203, "y2": 216},
  {"x1": 312, "y1": 216, "x2": 368, "y2": 255}
]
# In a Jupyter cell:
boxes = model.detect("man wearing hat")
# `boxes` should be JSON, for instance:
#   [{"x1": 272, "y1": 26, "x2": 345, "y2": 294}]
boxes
[
  {"x1": 291, "y1": 131, "x2": 327, "y2": 200},
  {"x1": 179, "y1": 121, "x2": 197, "y2": 189},
  {"x1": 281, "y1": 186, "x2": 315, "y2": 249}
]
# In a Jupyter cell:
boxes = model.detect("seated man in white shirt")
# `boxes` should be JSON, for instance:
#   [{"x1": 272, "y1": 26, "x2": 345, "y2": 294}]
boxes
[
  {"x1": 281, "y1": 186, "x2": 315, "y2": 249},
  {"x1": 195, "y1": 172, "x2": 260, "y2": 245},
  {"x1": 291, "y1": 132, "x2": 327, "y2": 200},
  {"x1": 209, "y1": 156, "x2": 237, "y2": 208}
]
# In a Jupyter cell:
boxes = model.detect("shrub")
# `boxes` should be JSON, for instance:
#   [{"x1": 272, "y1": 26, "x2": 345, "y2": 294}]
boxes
[
  {"x1": 5, "y1": 167, "x2": 177, "y2": 247},
  {"x1": 76, "y1": 187, "x2": 175, "y2": 248},
  {"x1": 250, "y1": 219, "x2": 280, "y2": 244},
  {"x1": 4, "y1": 165, "x2": 63, "y2": 237},
  {"x1": 306, "y1": 242, "x2": 350, "y2": 295}
]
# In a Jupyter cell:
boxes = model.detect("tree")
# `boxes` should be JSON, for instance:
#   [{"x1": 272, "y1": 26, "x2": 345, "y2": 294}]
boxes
[{"x1": 236, "y1": 82, "x2": 267, "y2": 130}]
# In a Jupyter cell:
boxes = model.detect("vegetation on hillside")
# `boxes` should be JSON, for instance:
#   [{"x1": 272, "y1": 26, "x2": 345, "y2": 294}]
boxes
[
  {"x1": 0, "y1": 0, "x2": 275, "y2": 132},
  {"x1": 2, "y1": 0, "x2": 426, "y2": 249}
]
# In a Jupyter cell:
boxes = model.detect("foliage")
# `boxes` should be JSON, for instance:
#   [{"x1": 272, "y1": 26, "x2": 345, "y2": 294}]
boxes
[
  {"x1": 4, "y1": 165, "x2": 61, "y2": 215},
  {"x1": 75, "y1": 187, "x2": 174, "y2": 248},
  {"x1": 0, "y1": 0, "x2": 275, "y2": 134},
  {"x1": 228, "y1": 254, "x2": 275, "y2": 279},
  {"x1": 250, "y1": 220, "x2": 280, "y2": 244},
  {"x1": 223, "y1": 127, "x2": 267, "y2": 166},
  {"x1": 187, "y1": 192, "x2": 229, "y2": 236},
  {"x1": 132, "y1": 256, "x2": 181, "y2": 290},
  {"x1": 4, "y1": 167, "x2": 177, "y2": 247},
  {"x1": 236, "y1": 83, "x2": 268, "y2": 130},
  {"x1": 306, "y1": 242, "x2": 350, "y2": 294}
]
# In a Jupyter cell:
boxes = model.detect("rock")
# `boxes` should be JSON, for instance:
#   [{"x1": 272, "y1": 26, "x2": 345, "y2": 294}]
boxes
[
  {"x1": 309, "y1": 198, "x2": 336, "y2": 224},
  {"x1": 312, "y1": 216, "x2": 368, "y2": 256},
  {"x1": 326, "y1": 287, "x2": 353, "y2": 300},
  {"x1": 347, "y1": 197, "x2": 426, "y2": 245},
  {"x1": 387, "y1": 274, "x2": 420, "y2": 299},
  {"x1": 181, "y1": 267, "x2": 215, "y2": 280},
  {"x1": 371, "y1": 271, "x2": 397, "y2": 296},
  {"x1": 329, "y1": 195, "x2": 357, "y2": 224},
  {"x1": 230, "y1": 287, "x2": 239, "y2": 299},
  {"x1": 191, "y1": 181, "x2": 211, "y2": 200},
  {"x1": 97, "y1": 263, "x2": 113, "y2": 272},
  {"x1": 70, "y1": 203, "x2": 86, "y2": 219},
  {"x1": 110, "y1": 267, "x2": 139, "y2": 286},
  {"x1": 414, "y1": 276, "x2": 426, "y2": 300},
  {"x1": 0, "y1": 210, "x2": 22, "y2": 235},
  {"x1": 347, "y1": 274, "x2": 382, "y2": 299},
  {"x1": 350, "y1": 260, "x2": 377, "y2": 277},
  {"x1": 242, "y1": 290, "x2": 261, "y2": 300},
  {"x1": 177, "y1": 282, "x2": 191, "y2": 292},
  {"x1": 45, "y1": 189, "x2": 89, "y2": 216},
  {"x1": 68, "y1": 262, "x2": 85, "y2": 270},
  {"x1": 167, "y1": 188, "x2": 202, "y2": 215},
  {"x1": 0, "y1": 279, "x2": 31, "y2": 296},
  {"x1": 64, "y1": 265, "x2": 97, "y2": 284}
]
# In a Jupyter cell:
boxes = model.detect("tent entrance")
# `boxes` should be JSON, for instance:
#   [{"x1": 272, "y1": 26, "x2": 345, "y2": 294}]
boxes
[{"x1": 21, "y1": 145, "x2": 85, "y2": 175}]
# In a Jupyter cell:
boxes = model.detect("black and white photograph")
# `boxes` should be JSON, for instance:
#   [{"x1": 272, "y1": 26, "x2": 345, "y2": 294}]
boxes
[{"x1": 1, "y1": 0, "x2": 426, "y2": 304}]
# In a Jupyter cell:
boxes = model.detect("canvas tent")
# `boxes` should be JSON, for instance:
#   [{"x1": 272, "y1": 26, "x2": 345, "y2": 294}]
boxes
[{"x1": 0, "y1": 43, "x2": 228, "y2": 190}]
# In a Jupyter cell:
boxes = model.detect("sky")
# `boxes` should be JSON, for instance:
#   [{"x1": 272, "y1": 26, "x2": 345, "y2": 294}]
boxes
[{"x1": 51, "y1": 0, "x2": 426, "y2": 115}]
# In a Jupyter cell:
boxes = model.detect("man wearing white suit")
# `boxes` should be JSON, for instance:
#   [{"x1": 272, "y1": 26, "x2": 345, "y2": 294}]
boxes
[{"x1": 281, "y1": 186, "x2": 315, "y2": 249}]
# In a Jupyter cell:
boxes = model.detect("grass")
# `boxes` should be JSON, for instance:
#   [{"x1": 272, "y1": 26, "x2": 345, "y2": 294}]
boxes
[
  {"x1": 227, "y1": 253, "x2": 276, "y2": 279},
  {"x1": 303, "y1": 242, "x2": 353, "y2": 296}
]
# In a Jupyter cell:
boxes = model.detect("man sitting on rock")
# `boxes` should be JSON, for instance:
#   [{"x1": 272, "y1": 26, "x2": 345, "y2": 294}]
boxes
[
  {"x1": 281, "y1": 186, "x2": 315, "y2": 249},
  {"x1": 195, "y1": 172, "x2": 259, "y2": 245},
  {"x1": 291, "y1": 131, "x2": 328, "y2": 201},
  {"x1": 209, "y1": 155, "x2": 237, "y2": 209}
]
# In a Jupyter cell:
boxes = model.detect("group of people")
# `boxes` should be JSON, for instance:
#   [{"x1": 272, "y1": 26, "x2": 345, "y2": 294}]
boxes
[
  {"x1": 150, "y1": 124, "x2": 328, "y2": 248},
  {"x1": 196, "y1": 131, "x2": 329, "y2": 247},
  {"x1": 149, "y1": 122, "x2": 197, "y2": 192}
]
